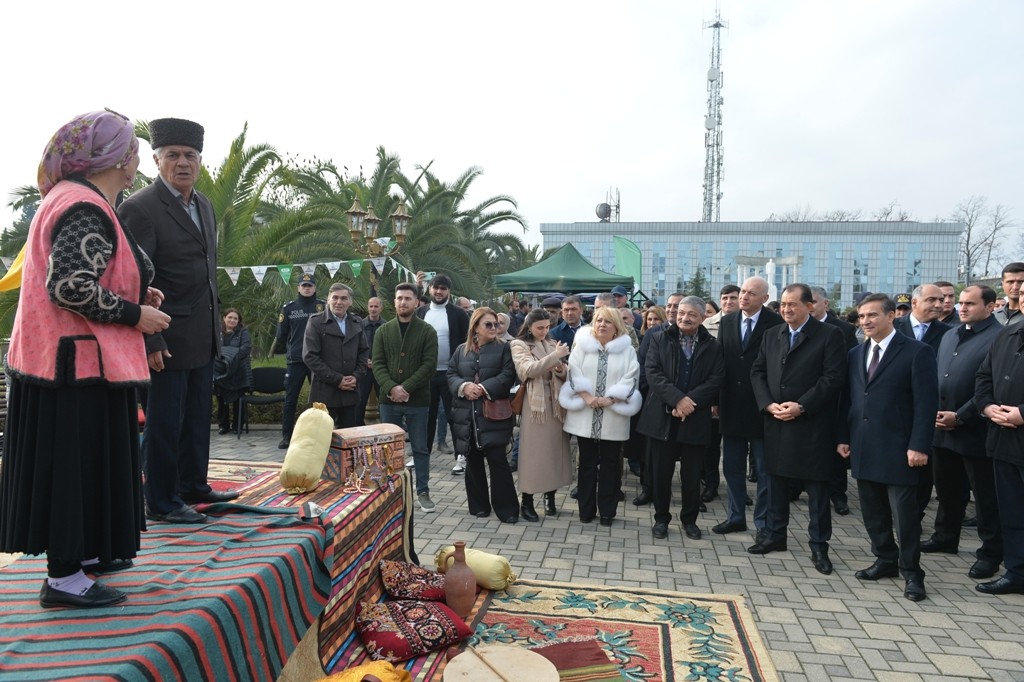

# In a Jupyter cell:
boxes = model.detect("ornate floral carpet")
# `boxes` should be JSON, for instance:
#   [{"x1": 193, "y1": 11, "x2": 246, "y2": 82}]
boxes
[{"x1": 466, "y1": 579, "x2": 778, "y2": 682}]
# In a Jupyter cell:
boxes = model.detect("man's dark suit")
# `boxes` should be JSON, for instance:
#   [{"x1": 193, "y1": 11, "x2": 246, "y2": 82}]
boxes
[
  {"x1": 303, "y1": 310, "x2": 370, "y2": 428},
  {"x1": 417, "y1": 302, "x2": 470, "y2": 452},
  {"x1": 718, "y1": 307, "x2": 784, "y2": 529},
  {"x1": 842, "y1": 332, "x2": 938, "y2": 581},
  {"x1": 751, "y1": 317, "x2": 847, "y2": 551},
  {"x1": 822, "y1": 312, "x2": 859, "y2": 507},
  {"x1": 119, "y1": 176, "x2": 220, "y2": 514}
]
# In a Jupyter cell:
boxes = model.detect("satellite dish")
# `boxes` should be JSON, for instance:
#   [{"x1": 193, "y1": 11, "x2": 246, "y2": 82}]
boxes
[
  {"x1": 708, "y1": 67, "x2": 720, "y2": 82},
  {"x1": 595, "y1": 203, "x2": 612, "y2": 221},
  {"x1": 704, "y1": 116, "x2": 716, "y2": 130}
]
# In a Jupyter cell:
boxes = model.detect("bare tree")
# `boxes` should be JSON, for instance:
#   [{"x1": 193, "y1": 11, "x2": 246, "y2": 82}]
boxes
[
  {"x1": 818, "y1": 208, "x2": 863, "y2": 222},
  {"x1": 873, "y1": 200, "x2": 913, "y2": 221},
  {"x1": 954, "y1": 196, "x2": 1012, "y2": 284},
  {"x1": 765, "y1": 205, "x2": 815, "y2": 222},
  {"x1": 985, "y1": 204, "x2": 1013, "y2": 275}
]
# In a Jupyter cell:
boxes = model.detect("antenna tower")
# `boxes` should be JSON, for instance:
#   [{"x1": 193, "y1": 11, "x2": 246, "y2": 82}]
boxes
[{"x1": 701, "y1": 8, "x2": 727, "y2": 222}]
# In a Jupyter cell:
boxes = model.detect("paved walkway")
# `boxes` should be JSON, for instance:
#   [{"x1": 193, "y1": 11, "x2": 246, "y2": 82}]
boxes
[{"x1": 212, "y1": 427, "x2": 1024, "y2": 681}]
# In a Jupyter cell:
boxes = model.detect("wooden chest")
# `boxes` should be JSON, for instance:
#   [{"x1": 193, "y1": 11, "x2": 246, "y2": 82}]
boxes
[{"x1": 323, "y1": 423, "x2": 406, "y2": 484}]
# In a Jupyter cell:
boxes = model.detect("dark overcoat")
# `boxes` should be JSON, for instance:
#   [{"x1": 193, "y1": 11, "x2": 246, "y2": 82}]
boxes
[
  {"x1": 975, "y1": 323, "x2": 1024, "y2": 467},
  {"x1": 751, "y1": 316, "x2": 847, "y2": 480},
  {"x1": 717, "y1": 307, "x2": 784, "y2": 439},
  {"x1": 933, "y1": 316, "x2": 1001, "y2": 457},
  {"x1": 895, "y1": 315, "x2": 950, "y2": 354},
  {"x1": 841, "y1": 332, "x2": 938, "y2": 485},
  {"x1": 302, "y1": 311, "x2": 369, "y2": 407},
  {"x1": 118, "y1": 177, "x2": 220, "y2": 370},
  {"x1": 637, "y1": 325, "x2": 724, "y2": 446},
  {"x1": 447, "y1": 341, "x2": 517, "y2": 451}
]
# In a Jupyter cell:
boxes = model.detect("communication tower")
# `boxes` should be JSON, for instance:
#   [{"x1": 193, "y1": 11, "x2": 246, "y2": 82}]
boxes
[
  {"x1": 701, "y1": 8, "x2": 727, "y2": 222},
  {"x1": 595, "y1": 187, "x2": 621, "y2": 223}
]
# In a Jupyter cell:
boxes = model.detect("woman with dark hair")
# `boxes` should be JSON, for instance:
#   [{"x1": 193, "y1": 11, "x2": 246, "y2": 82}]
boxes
[
  {"x1": 509, "y1": 308, "x2": 571, "y2": 520},
  {"x1": 705, "y1": 299, "x2": 720, "y2": 318},
  {"x1": 0, "y1": 109, "x2": 170, "y2": 608},
  {"x1": 215, "y1": 308, "x2": 253, "y2": 434},
  {"x1": 447, "y1": 307, "x2": 519, "y2": 522}
]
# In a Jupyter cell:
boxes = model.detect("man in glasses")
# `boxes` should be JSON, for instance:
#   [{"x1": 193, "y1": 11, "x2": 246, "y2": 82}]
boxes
[{"x1": 272, "y1": 274, "x2": 325, "y2": 448}]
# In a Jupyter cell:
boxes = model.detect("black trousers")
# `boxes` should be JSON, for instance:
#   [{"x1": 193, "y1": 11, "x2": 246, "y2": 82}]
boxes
[
  {"x1": 916, "y1": 458, "x2": 935, "y2": 520},
  {"x1": 993, "y1": 459, "x2": 1024, "y2": 581},
  {"x1": 356, "y1": 372, "x2": 379, "y2": 427},
  {"x1": 932, "y1": 447, "x2": 1002, "y2": 562},
  {"x1": 828, "y1": 449, "x2": 850, "y2": 505},
  {"x1": 701, "y1": 420, "x2": 722, "y2": 492},
  {"x1": 766, "y1": 475, "x2": 831, "y2": 551},
  {"x1": 216, "y1": 396, "x2": 238, "y2": 430},
  {"x1": 282, "y1": 362, "x2": 311, "y2": 439},
  {"x1": 427, "y1": 371, "x2": 453, "y2": 454},
  {"x1": 651, "y1": 440, "x2": 703, "y2": 525},
  {"x1": 327, "y1": 403, "x2": 360, "y2": 430},
  {"x1": 857, "y1": 479, "x2": 924, "y2": 580},
  {"x1": 465, "y1": 441, "x2": 518, "y2": 520},
  {"x1": 577, "y1": 436, "x2": 623, "y2": 520}
]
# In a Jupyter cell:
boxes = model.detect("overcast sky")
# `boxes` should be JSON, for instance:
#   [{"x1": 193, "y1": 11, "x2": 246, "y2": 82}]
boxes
[{"x1": 3, "y1": 1, "x2": 1021, "y2": 249}]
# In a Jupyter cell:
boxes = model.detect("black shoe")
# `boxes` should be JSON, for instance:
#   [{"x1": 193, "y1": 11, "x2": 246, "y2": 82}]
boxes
[
  {"x1": 501, "y1": 516, "x2": 519, "y2": 524},
  {"x1": 962, "y1": 516, "x2": 978, "y2": 528},
  {"x1": 652, "y1": 522, "x2": 669, "y2": 539},
  {"x1": 599, "y1": 516, "x2": 613, "y2": 526},
  {"x1": 218, "y1": 426, "x2": 232, "y2": 435},
  {"x1": 520, "y1": 496, "x2": 539, "y2": 522},
  {"x1": 747, "y1": 470, "x2": 758, "y2": 483},
  {"x1": 904, "y1": 578, "x2": 927, "y2": 602},
  {"x1": 969, "y1": 559, "x2": 1000, "y2": 580},
  {"x1": 920, "y1": 538, "x2": 958, "y2": 554},
  {"x1": 855, "y1": 561, "x2": 899, "y2": 581},
  {"x1": 473, "y1": 511, "x2": 490, "y2": 518},
  {"x1": 40, "y1": 580, "x2": 127, "y2": 609},
  {"x1": 712, "y1": 520, "x2": 747, "y2": 534},
  {"x1": 976, "y1": 576, "x2": 1024, "y2": 595},
  {"x1": 570, "y1": 486, "x2": 578, "y2": 500},
  {"x1": 146, "y1": 505, "x2": 208, "y2": 524},
  {"x1": 180, "y1": 489, "x2": 239, "y2": 504},
  {"x1": 812, "y1": 550, "x2": 833, "y2": 575},
  {"x1": 544, "y1": 492, "x2": 557, "y2": 516},
  {"x1": 86, "y1": 559, "x2": 133, "y2": 575},
  {"x1": 684, "y1": 523, "x2": 702, "y2": 540},
  {"x1": 745, "y1": 494, "x2": 753, "y2": 507},
  {"x1": 632, "y1": 490, "x2": 652, "y2": 506},
  {"x1": 579, "y1": 514, "x2": 595, "y2": 523},
  {"x1": 701, "y1": 487, "x2": 719, "y2": 503},
  {"x1": 617, "y1": 489, "x2": 625, "y2": 501},
  {"x1": 754, "y1": 528, "x2": 768, "y2": 544},
  {"x1": 278, "y1": 438, "x2": 290, "y2": 449},
  {"x1": 747, "y1": 539, "x2": 787, "y2": 554},
  {"x1": 834, "y1": 501, "x2": 850, "y2": 516}
]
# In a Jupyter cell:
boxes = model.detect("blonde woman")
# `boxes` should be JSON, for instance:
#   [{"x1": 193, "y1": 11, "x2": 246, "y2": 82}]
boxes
[
  {"x1": 510, "y1": 309, "x2": 572, "y2": 520},
  {"x1": 559, "y1": 306, "x2": 642, "y2": 525},
  {"x1": 640, "y1": 305, "x2": 668, "y2": 338}
]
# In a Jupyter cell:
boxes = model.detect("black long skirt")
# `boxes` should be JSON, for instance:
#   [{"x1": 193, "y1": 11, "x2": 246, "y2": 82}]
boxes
[{"x1": 0, "y1": 376, "x2": 144, "y2": 563}]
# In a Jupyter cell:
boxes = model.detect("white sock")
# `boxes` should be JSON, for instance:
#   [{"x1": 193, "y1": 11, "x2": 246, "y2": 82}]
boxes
[
  {"x1": 47, "y1": 570, "x2": 95, "y2": 596},
  {"x1": 81, "y1": 557, "x2": 100, "y2": 567}
]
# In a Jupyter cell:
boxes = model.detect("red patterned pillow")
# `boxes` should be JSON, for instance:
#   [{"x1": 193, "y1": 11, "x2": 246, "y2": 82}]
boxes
[
  {"x1": 380, "y1": 559, "x2": 447, "y2": 601},
  {"x1": 356, "y1": 600, "x2": 472, "y2": 662}
]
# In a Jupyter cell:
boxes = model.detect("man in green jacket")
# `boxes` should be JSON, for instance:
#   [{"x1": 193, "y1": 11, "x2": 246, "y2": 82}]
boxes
[{"x1": 374, "y1": 282, "x2": 439, "y2": 512}]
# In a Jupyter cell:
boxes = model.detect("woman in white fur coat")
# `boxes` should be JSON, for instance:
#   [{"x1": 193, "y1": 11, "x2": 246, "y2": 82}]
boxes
[{"x1": 559, "y1": 306, "x2": 642, "y2": 525}]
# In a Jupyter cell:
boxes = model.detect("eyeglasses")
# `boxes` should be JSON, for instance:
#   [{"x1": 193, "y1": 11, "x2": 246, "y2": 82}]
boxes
[{"x1": 480, "y1": 322, "x2": 498, "y2": 329}]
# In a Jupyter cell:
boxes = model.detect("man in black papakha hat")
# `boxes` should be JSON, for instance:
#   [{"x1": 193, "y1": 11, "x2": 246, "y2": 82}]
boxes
[{"x1": 118, "y1": 118, "x2": 240, "y2": 525}]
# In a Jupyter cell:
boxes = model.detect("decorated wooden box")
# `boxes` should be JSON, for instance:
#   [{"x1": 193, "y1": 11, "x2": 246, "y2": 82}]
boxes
[{"x1": 323, "y1": 423, "x2": 406, "y2": 484}]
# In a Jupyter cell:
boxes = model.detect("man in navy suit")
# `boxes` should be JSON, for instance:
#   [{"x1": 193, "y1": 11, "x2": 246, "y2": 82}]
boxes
[{"x1": 838, "y1": 294, "x2": 938, "y2": 601}]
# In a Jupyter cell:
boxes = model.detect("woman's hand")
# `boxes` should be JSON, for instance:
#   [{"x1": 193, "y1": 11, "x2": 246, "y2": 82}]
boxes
[
  {"x1": 136, "y1": 305, "x2": 171, "y2": 334},
  {"x1": 551, "y1": 341, "x2": 570, "y2": 360},
  {"x1": 464, "y1": 383, "x2": 485, "y2": 400},
  {"x1": 144, "y1": 287, "x2": 164, "y2": 308}
]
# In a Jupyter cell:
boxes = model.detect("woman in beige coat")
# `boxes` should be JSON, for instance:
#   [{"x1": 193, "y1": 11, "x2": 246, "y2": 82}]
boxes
[{"x1": 509, "y1": 308, "x2": 572, "y2": 520}]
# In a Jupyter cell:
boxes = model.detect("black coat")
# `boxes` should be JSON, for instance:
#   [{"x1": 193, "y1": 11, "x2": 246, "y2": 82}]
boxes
[
  {"x1": 214, "y1": 327, "x2": 253, "y2": 400},
  {"x1": 751, "y1": 316, "x2": 847, "y2": 480},
  {"x1": 637, "y1": 325, "x2": 724, "y2": 446},
  {"x1": 302, "y1": 311, "x2": 369, "y2": 407},
  {"x1": 447, "y1": 341, "x2": 517, "y2": 451},
  {"x1": 840, "y1": 333, "x2": 938, "y2": 485},
  {"x1": 975, "y1": 323, "x2": 1024, "y2": 466},
  {"x1": 118, "y1": 177, "x2": 220, "y2": 370},
  {"x1": 895, "y1": 315, "x2": 949, "y2": 354},
  {"x1": 933, "y1": 316, "x2": 1001, "y2": 457},
  {"x1": 717, "y1": 307, "x2": 785, "y2": 439},
  {"x1": 823, "y1": 312, "x2": 859, "y2": 351}
]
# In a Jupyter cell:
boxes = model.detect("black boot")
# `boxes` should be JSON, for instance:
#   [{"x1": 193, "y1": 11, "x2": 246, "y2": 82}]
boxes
[
  {"x1": 520, "y1": 494, "x2": 539, "y2": 522},
  {"x1": 544, "y1": 491, "x2": 557, "y2": 516},
  {"x1": 633, "y1": 486, "x2": 652, "y2": 506}
]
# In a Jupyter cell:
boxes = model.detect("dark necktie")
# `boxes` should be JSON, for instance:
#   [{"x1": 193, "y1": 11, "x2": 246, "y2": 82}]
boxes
[
  {"x1": 789, "y1": 329, "x2": 799, "y2": 349},
  {"x1": 741, "y1": 318, "x2": 753, "y2": 351},
  {"x1": 867, "y1": 344, "x2": 880, "y2": 381},
  {"x1": 682, "y1": 335, "x2": 694, "y2": 359}
]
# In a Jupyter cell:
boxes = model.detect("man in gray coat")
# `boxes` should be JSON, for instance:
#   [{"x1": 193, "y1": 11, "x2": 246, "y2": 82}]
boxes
[{"x1": 303, "y1": 283, "x2": 369, "y2": 428}]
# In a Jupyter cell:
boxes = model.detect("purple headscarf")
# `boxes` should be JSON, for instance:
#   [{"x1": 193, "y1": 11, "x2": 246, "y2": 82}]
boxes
[{"x1": 37, "y1": 108, "x2": 138, "y2": 197}]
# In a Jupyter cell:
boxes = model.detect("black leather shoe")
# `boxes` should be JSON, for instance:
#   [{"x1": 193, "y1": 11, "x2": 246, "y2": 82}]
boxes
[
  {"x1": 146, "y1": 505, "x2": 208, "y2": 524},
  {"x1": 40, "y1": 580, "x2": 126, "y2": 609},
  {"x1": 86, "y1": 559, "x2": 133, "y2": 575},
  {"x1": 278, "y1": 439, "x2": 290, "y2": 449},
  {"x1": 920, "y1": 538, "x2": 958, "y2": 554},
  {"x1": 473, "y1": 511, "x2": 490, "y2": 518},
  {"x1": 811, "y1": 550, "x2": 833, "y2": 575},
  {"x1": 747, "y1": 470, "x2": 758, "y2": 483},
  {"x1": 570, "y1": 486, "x2": 579, "y2": 500},
  {"x1": 599, "y1": 516, "x2": 613, "y2": 526},
  {"x1": 712, "y1": 520, "x2": 747, "y2": 534},
  {"x1": 701, "y1": 487, "x2": 719, "y2": 503},
  {"x1": 754, "y1": 528, "x2": 768, "y2": 544},
  {"x1": 181, "y1": 489, "x2": 239, "y2": 504},
  {"x1": 501, "y1": 516, "x2": 518, "y2": 524},
  {"x1": 633, "y1": 489, "x2": 652, "y2": 506},
  {"x1": 520, "y1": 498, "x2": 539, "y2": 522},
  {"x1": 652, "y1": 522, "x2": 668, "y2": 539},
  {"x1": 904, "y1": 578, "x2": 927, "y2": 601},
  {"x1": 684, "y1": 523, "x2": 702, "y2": 540},
  {"x1": 976, "y1": 576, "x2": 1024, "y2": 595},
  {"x1": 579, "y1": 515, "x2": 595, "y2": 523},
  {"x1": 834, "y1": 501, "x2": 850, "y2": 516},
  {"x1": 218, "y1": 426, "x2": 232, "y2": 435},
  {"x1": 969, "y1": 560, "x2": 999, "y2": 580},
  {"x1": 854, "y1": 561, "x2": 899, "y2": 581},
  {"x1": 747, "y1": 539, "x2": 787, "y2": 554}
]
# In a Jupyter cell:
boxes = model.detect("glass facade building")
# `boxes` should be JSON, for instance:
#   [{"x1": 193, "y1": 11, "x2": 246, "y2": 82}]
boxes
[{"x1": 539, "y1": 221, "x2": 962, "y2": 309}]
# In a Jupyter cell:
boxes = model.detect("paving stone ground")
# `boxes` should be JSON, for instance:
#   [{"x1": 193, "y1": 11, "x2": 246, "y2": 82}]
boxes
[{"x1": 213, "y1": 426, "x2": 1024, "y2": 682}]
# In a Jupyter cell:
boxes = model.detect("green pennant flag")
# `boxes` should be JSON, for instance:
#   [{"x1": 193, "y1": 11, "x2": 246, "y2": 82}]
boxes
[
  {"x1": 278, "y1": 265, "x2": 293, "y2": 285},
  {"x1": 613, "y1": 236, "x2": 642, "y2": 290},
  {"x1": 349, "y1": 259, "x2": 363, "y2": 279}
]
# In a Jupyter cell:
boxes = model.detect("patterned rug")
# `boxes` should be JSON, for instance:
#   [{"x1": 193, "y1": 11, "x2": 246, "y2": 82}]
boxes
[
  {"x1": 208, "y1": 458, "x2": 282, "y2": 485},
  {"x1": 467, "y1": 579, "x2": 779, "y2": 682}
]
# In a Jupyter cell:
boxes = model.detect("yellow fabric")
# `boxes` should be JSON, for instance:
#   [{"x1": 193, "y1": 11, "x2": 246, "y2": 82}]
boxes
[
  {"x1": 0, "y1": 245, "x2": 26, "y2": 291},
  {"x1": 435, "y1": 546, "x2": 518, "y2": 590},
  {"x1": 279, "y1": 403, "x2": 334, "y2": 493},
  {"x1": 315, "y1": 660, "x2": 412, "y2": 682}
]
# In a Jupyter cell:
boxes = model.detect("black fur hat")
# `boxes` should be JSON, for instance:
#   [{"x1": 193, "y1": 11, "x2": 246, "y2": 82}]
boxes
[{"x1": 149, "y1": 118, "x2": 204, "y2": 152}]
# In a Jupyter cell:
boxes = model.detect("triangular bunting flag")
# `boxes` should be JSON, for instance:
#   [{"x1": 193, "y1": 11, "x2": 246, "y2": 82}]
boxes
[
  {"x1": 225, "y1": 267, "x2": 241, "y2": 285},
  {"x1": 0, "y1": 257, "x2": 12, "y2": 268},
  {"x1": 251, "y1": 265, "x2": 269, "y2": 284},
  {"x1": 326, "y1": 261, "x2": 341, "y2": 277},
  {"x1": 278, "y1": 265, "x2": 293, "y2": 285},
  {"x1": 370, "y1": 257, "x2": 386, "y2": 274},
  {"x1": 349, "y1": 260, "x2": 363, "y2": 279},
  {"x1": 301, "y1": 263, "x2": 317, "y2": 276}
]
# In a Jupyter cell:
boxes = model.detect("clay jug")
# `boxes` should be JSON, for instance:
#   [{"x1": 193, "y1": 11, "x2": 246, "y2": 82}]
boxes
[{"x1": 444, "y1": 541, "x2": 477, "y2": 619}]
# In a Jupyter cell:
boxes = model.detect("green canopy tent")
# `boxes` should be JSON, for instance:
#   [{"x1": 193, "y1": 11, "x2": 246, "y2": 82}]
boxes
[{"x1": 493, "y1": 243, "x2": 633, "y2": 293}]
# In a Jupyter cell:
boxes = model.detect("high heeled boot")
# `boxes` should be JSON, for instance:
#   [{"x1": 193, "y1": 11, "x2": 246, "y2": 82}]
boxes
[
  {"x1": 544, "y1": 491, "x2": 557, "y2": 516},
  {"x1": 520, "y1": 493, "x2": 539, "y2": 522}
]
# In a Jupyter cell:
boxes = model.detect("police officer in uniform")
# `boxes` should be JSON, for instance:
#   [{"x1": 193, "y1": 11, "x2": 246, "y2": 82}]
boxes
[{"x1": 272, "y1": 273, "x2": 325, "y2": 448}]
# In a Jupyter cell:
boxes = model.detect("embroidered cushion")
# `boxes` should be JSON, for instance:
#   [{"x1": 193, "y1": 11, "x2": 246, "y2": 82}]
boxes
[
  {"x1": 379, "y1": 560, "x2": 447, "y2": 601},
  {"x1": 356, "y1": 600, "x2": 472, "y2": 663}
]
